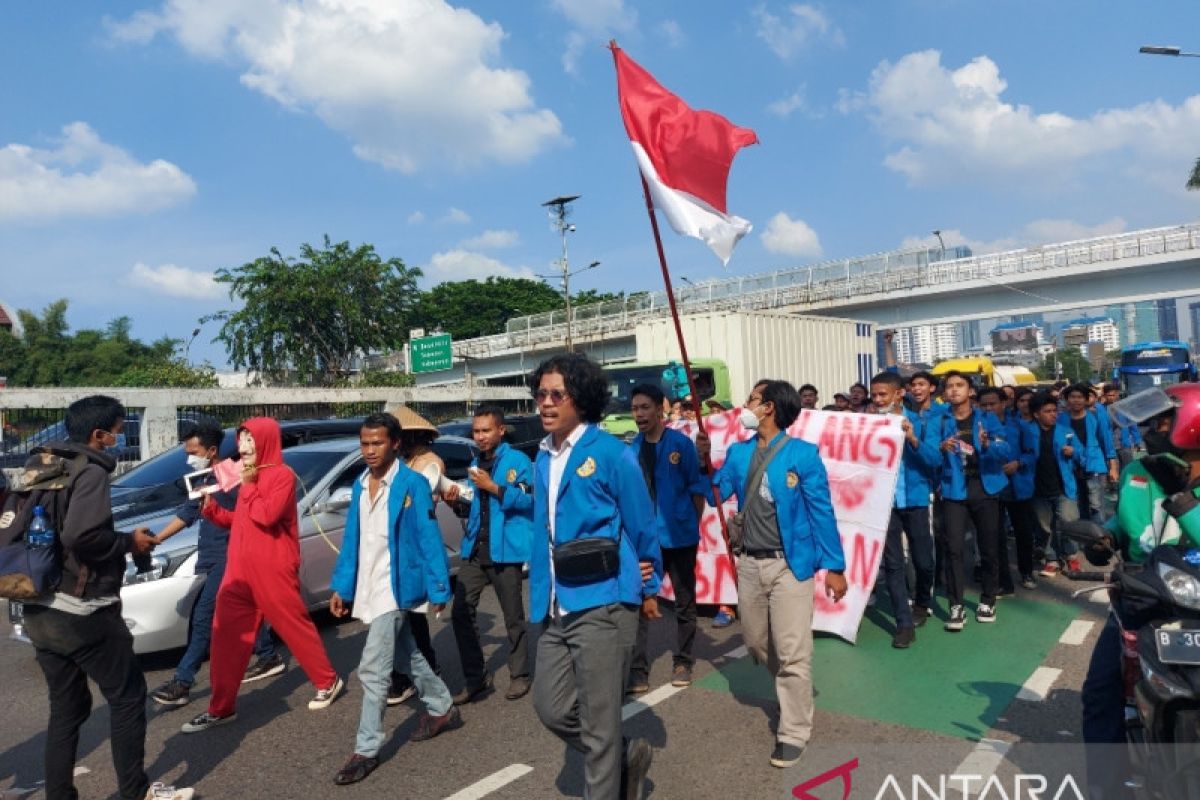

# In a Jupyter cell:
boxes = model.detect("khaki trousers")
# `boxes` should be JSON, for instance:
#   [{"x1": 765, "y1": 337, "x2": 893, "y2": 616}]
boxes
[{"x1": 737, "y1": 555, "x2": 815, "y2": 747}]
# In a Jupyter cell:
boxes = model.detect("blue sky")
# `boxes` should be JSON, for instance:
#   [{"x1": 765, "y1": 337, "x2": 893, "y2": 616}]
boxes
[{"x1": 3, "y1": 0, "x2": 1200, "y2": 367}]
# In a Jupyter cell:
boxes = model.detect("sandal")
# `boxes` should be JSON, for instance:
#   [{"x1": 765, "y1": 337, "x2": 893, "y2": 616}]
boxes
[{"x1": 334, "y1": 754, "x2": 379, "y2": 786}]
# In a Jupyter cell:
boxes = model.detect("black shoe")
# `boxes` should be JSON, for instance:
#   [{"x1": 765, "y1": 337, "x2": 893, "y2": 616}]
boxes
[
  {"x1": 770, "y1": 741, "x2": 804, "y2": 768},
  {"x1": 241, "y1": 653, "x2": 286, "y2": 684},
  {"x1": 976, "y1": 603, "x2": 997, "y2": 623},
  {"x1": 621, "y1": 737, "x2": 653, "y2": 799},
  {"x1": 670, "y1": 665, "x2": 693, "y2": 687},
  {"x1": 151, "y1": 679, "x2": 192, "y2": 707},
  {"x1": 945, "y1": 604, "x2": 966, "y2": 632},
  {"x1": 997, "y1": 585, "x2": 1016, "y2": 599},
  {"x1": 411, "y1": 706, "x2": 463, "y2": 742},
  {"x1": 181, "y1": 711, "x2": 236, "y2": 734},
  {"x1": 387, "y1": 673, "x2": 416, "y2": 706},
  {"x1": 626, "y1": 675, "x2": 650, "y2": 696},
  {"x1": 911, "y1": 605, "x2": 931, "y2": 627},
  {"x1": 505, "y1": 676, "x2": 532, "y2": 700},
  {"x1": 452, "y1": 673, "x2": 493, "y2": 705},
  {"x1": 333, "y1": 753, "x2": 379, "y2": 786},
  {"x1": 891, "y1": 626, "x2": 916, "y2": 649}
]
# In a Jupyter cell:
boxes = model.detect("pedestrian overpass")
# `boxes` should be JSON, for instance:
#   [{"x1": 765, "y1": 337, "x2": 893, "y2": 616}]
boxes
[{"x1": 409, "y1": 223, "x2": 1200, "y2": 384}]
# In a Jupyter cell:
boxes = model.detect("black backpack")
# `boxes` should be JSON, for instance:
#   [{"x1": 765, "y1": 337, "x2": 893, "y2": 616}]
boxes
[{"x1": 0, "y1": 451, "x2": 87, "y2": 599}]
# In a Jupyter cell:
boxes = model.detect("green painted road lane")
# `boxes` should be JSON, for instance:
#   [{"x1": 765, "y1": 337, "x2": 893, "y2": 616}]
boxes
[{"x1": 696, "y1": 596, "x2": 1081, "y2": 740}]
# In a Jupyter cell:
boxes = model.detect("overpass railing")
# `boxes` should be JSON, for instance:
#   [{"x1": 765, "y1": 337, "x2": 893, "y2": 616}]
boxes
[{"x1": 448, "y1": 223, "x2": 1200, "y2": 360}]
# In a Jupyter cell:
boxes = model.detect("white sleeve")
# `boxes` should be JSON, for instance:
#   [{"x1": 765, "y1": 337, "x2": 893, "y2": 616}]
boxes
[{"x1": 420, "y1": 463, "x2": 442, "y2": 493}]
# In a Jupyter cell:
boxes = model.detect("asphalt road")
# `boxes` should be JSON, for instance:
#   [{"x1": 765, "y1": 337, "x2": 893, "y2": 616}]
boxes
[{"x1": 0, "y1": 570, "x2": 1109, "y2": 800}]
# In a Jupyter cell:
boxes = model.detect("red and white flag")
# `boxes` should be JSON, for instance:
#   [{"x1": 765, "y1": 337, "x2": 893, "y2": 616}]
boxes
[{"x1": 612, "y1": 42, "x2": 758, "y2": 265}]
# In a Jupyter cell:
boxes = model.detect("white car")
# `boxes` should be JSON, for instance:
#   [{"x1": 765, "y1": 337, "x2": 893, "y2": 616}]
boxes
[{"x1": 9, "y1": 436, "x2": 475, "y2": 654}]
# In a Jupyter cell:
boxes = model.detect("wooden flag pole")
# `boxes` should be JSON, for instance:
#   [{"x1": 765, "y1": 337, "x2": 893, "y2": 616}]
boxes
[{"x1": 637, "y1": 174, "x2": 738, "y2": 581}]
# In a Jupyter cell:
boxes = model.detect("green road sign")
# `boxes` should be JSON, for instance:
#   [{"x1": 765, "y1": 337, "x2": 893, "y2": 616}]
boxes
[{"x1": 410, "y1": 333, "x2": 453, "y2": 373}]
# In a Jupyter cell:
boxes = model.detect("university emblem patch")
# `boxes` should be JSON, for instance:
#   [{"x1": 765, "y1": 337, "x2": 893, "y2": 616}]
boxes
[
  {"x1": 507, "y1": 468, "x2": 517, "y2": 484},
  {"x1": 576, "y1": 457, "x2": 597, "y2": 478},
  {"x1": 786, "y1": 471, "x2": 799, "y2": 489},
  {"x1": 669, "y1": 451, "x2": 681, "y2": 465}
]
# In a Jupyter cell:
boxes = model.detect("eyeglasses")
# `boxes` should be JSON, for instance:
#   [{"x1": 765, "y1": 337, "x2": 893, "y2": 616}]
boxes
[{"x1": 534, "y1": 388, "x2": 571, "y2": 406}]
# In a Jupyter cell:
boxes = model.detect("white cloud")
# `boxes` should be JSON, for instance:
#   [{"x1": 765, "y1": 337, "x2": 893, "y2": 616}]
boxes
[
  {"x1": 130, "y1": 262, "x2": 224, "y2": 299},
  {"x1": 752, "y1": 4, "x2": 844, "y2": 60},
  {"x1": 899, "y1": 217, "x2": 1129, "y2": 255},
  {"x1": 0, "y1": 122, "x2": 195, "y2": 223},
  {"x1": 111, "y1": 1, "x2": 565, "y2": 174},
  {"x1": 658, "y1": 20, "x2": 685, "y2": 48},
  {"x1": 768, "y1": 86, "x2": 807, "y2": 118},
  {"x1": 442, "y1": 207, "x2": 471, "y2": 224},
  {"x1": 550, "y1": 0, "x2": 636, "y2": 75},
  {"x1": 761, "y1": 212, "x2": 822, "y2": 257},
  {"x1": 458, "y1": 229, "x2": 519, "y2": 250},
  {"x1": 424, "y1": 249, "x2": 534, "y2": 282},
  {"x1": 406, "y1": 211, "x2": 425, "y2": 225},
  {"x1": 856, "y1": 49, "x2": 1200, "y2": 187}
]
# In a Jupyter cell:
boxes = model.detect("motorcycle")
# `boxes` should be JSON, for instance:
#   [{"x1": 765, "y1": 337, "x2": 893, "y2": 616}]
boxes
[{"x1": 1064, "y1": 519, "x2": 1200, "y2": 798}]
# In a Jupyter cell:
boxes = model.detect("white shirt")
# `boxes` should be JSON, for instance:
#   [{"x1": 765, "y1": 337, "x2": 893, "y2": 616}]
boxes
[
  {"x1": 352, "y1": 460, "x2": 401, "y2": 624},
  {"x1": 540, "y1": 423, "x2": 589, "y2": 617}
]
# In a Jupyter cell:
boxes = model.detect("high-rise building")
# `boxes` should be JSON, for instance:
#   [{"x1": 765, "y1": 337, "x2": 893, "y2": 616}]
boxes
[
  {"x1": 894, "y1": 323, "x2": 959, "y2": 365},
  {"x1": 990, "y1": 321, "x2": 1043, "y2": 354},
  {"x1": 956, "y1": 320, "x2": 983, "y2": 352},
  {"x1": 1157, "y1": 298, "x2": 1179, "y2": 341},
  {"x1": 1105, "y1": 301, "x2": 1161, "y2": 347},
  {"x1": 1063, "y1": 316, "x2": 1119, "y2": 355},
  {"x1": 1189, "y1": 301, "x2": 1200, "y2": 352}
]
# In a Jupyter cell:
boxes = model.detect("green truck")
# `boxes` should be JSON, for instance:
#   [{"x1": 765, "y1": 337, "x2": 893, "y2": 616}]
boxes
[{"x1": 600, "y1": 358, "x2": 732, "y2": 440}]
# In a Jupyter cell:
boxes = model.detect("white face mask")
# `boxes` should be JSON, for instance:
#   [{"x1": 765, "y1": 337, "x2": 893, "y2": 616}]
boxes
[
  {"x1": 739, "y1": 407, "x2": 761, "y2": 430},
  {"x1": 186, "y1": 454, "x2": 210, "y2": 471}
]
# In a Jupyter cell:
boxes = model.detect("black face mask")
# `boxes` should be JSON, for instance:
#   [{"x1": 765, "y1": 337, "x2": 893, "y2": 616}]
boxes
[{"x1": 1144, "y1": 430, "x2": 1185, "y2": 460}]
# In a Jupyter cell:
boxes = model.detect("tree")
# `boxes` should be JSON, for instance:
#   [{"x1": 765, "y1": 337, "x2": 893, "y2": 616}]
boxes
[
  {"x1": 0, "y1": 300, "x2": 212, "y2": 387},
  {"x1": 411, "y1": 277, "x2": 563, "y2": 340},
  {"x1": 1188, "y1": 157, "x2": 1200, "y2": 191},
  {"x1": 572, "y1": 289, "x2": 624, "y2": 306},
  {"x1": 1034, "y1": 348, "x2": 1095, "y2": 383},
  {"x1": 205, "y1": 237, "x2": 421, "y2": 385}
]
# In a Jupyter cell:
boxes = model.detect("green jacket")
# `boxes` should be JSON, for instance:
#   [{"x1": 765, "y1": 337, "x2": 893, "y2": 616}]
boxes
[{"x1": 1106, "y1": 457, "x2": 1200, "y2": 563}]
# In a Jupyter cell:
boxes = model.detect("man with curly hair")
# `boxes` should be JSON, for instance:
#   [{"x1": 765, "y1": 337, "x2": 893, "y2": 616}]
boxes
[{"x1": 528, "y1": 353, "x2": 662, "y2": 800}]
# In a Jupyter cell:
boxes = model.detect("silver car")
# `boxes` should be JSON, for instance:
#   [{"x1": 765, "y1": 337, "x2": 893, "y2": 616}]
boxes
[{"x1": 9, "y1": 436, "x2": 475, "y2": 654}]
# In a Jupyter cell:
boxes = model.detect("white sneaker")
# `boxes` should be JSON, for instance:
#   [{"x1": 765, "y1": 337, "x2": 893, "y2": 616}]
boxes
[
  {"x1": 146, "y1": 782, "x2": 195, "y2": 800},
  {"x1": 309, "y1": 675, "x2": 345, "y2": 710}
]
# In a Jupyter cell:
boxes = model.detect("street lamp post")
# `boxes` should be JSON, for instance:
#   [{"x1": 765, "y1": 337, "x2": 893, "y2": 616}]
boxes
[
  {"x1": 183, "y1": 326, "x2": 203, "y2": 365},
  {"x1": 541, "y1": 195, "x2": 600, "y2": 352}
]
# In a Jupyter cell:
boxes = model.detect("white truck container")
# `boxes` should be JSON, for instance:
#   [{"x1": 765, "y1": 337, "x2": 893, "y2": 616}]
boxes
[{"x1": 634, "y1": 310, "x2": 877, "y2": 404}]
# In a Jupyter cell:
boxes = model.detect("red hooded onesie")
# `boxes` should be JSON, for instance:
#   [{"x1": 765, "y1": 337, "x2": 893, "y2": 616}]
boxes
[{"x1": 203, "y1": 417, "x2": 337, "y2": 716}]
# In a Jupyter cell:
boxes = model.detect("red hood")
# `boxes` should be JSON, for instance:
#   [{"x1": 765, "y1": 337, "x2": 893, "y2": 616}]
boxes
[{"x1": 239, "y1": 417, "x2": 283, "y2": 468}]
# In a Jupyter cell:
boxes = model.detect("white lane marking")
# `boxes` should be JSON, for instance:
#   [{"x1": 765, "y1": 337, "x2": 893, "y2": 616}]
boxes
[
  {"x1": 1016, "y1": 667, "x2": 1062, "y2": 702},
  {"x1": 953, "y1": 738, "x2": 1012, "y2": 792},
  {"x1": 622, "y1": 683, "x2": 686, "y2": 721},
  {"x1": 1060, "y1": 620, "x2": 1095, "y2": 646},
  {"x1": 442, "y1": 764, "x2": 534, "y2": 800},
  {"x1": 721, "y1": 645, "x2": 748, "y2": 660}
]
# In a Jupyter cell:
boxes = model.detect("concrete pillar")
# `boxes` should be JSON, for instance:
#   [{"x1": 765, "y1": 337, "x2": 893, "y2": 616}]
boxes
[{"x1": 141, "y1": 403, "x2": 179, "y2": 460}]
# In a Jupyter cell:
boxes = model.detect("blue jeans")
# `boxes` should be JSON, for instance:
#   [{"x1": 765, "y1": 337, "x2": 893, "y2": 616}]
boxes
[
  {"x1": 1077, "y1": 471, "x2": 1110, "y2": 524},
  {"x1": 175, "y1": 561, "x2": 275, "y2": 686},
  {"x1": 1031, "y1": 495, "x2": 1080, "y2": 563},
  {"x1": 356, "y1": 610, "x2": 453, "y2": 758}
]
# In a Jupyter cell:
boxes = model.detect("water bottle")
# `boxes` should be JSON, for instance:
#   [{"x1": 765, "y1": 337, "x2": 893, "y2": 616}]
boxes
[{"x1": 27, "y1": 505, "x2": 55, "y2": 549}]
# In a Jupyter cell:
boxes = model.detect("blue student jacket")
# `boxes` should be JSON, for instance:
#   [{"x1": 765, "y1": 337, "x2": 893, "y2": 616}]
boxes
[
  {"x1": 1058, "y1": 410, "x2": 1112, "y2": 475},
  {"x1": 460, "y1": 442, "x2": 535, "y2": 564},
  {"x1": 529, "y1": 425, "x2": 662, "y2": 624},
  {"x1": 629, "y1": 427, "x2": 709, "y2": 549},
  {"x1": 894, "y1": 407, "x2": 943, "y2": 509},
  {"x1": 1017, "y1": 419, "x2": 1084, "y2": 501},
  {"x1": 936, "y1": 409, "x2": 1014, "y2": 500},
  {"x1": 712, "y1": 433, "x2": 846, "y2": 582},
  {"x1": 330, "y1": 463, "x2": 452, "y2": 610}
]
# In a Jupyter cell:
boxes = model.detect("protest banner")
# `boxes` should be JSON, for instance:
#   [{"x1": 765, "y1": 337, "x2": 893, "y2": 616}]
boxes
[{"x1": 667, "y1": 408, "x2": 902, "y2": 643}]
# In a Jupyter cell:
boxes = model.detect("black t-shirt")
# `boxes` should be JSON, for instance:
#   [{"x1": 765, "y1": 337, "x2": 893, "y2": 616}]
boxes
[
  {"x1": 1070, "y1": 415, "x2": 1088, "y2": 447},
  {"x1": 473, "y1": 452, "x2": 495, "y2": 564},
  {"x1": 639, "y1": 438, "x2": 658, "y2": 504},
  {"x1": 955, "y1": 415, "x2": 979, "y2": 478},
  {"x1": 1035, "y1": 426, "x2": 1064, "y2": 498}
]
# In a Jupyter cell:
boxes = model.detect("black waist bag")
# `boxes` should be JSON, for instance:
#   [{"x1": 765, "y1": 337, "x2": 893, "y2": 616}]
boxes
[{"x1": 553, "y1": 537, "x2": 620, "y2": 586}]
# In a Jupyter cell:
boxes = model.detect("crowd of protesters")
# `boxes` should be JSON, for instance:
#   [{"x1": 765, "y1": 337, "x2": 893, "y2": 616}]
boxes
[{"x1": 3, "y1": 359, "x2": 1151, "y2": 799}]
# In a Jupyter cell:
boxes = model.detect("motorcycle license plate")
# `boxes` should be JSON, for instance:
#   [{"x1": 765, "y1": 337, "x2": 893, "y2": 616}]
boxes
[{"x1": 1155, "y1": 627, "x2": 1200, "y2": 665}]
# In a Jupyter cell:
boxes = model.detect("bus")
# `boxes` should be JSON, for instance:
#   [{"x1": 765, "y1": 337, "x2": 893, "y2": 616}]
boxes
[{"x1": 1114, "y1": 341, "x2": 1197, "y2": 394}]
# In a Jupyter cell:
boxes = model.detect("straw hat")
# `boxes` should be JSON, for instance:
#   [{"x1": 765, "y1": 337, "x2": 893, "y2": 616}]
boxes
[{"x1": 393, "y1": 406, "x2": 439, "y2": 437}]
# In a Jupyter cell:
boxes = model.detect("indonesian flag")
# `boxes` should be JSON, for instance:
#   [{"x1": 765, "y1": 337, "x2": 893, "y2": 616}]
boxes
[{"x1": 612, "y1": 41, "x2": 758, "y2": 265}]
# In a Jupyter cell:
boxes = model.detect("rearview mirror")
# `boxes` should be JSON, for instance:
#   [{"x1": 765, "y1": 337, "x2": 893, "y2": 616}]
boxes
[{"x1": 311, "y1": 486, "x2": 353, "y2": 516}]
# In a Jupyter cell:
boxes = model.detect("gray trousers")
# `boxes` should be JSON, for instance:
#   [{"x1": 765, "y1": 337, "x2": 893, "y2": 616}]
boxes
[{"x1": 534, "y1": 603, "x2": 639, "y2": 800}]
